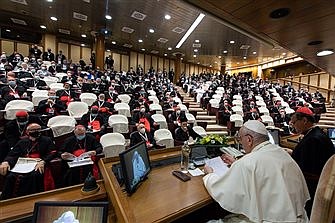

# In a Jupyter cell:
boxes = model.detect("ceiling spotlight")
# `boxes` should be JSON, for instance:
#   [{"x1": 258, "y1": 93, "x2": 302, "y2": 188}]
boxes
[
  {"x1": 214, "y1": 61, "x2": 218, "y2": 63},
  {"x1": 5, "y1": 29, "x2": 11, "y2": 32},
  {"x1": 50, "y1": 16, "x2": 58, "y2": 21},
  {"x1": 40, "y1": 25, "x2": 47, "y2": 29},
  {"x1": 104, "y1": 30, "x2": 108, "y2": 34},
  {"x1": 168, "y1": 47, "x2": 172, "y2": 50},
  {"x1": 282, "y1": 52, "x2": 287, "y2": 55},
  {"x1": 107, "y1": 49, "x2": 111, "y2": 52},
  {"x1": 111, "y1": 41, "x2": 116, "y2": 45},
  {"x1": 229, "y1": 40, "x2": 235, "y2": 44},
  {"x1": 81, "y1": 34, "x2": 87, "y2": 38},
  {"x1": 141, "y1": 48, "x2": 145, "y2": 51},
  {"x1": 195, "y1": 39, "x2": 200, "y2": 43},
  {"x1": 218, "y1": 56, "x2": 222, "y2": 59},
  {"x1": 253, "y1": 51, "x2": 257, "y2": 54},
  {"x1": 317, "y1": 49, "x2": 334, "y2": 57},
  {"x1": 181, "y1": 58, "x2": 183, "y2": 60},
  {"x1": 138, "y1": 39, "x2": 143, "y2": 43},
  {"x1": 80, "y1": 44, "x2": 85, "y2": 47},
  {"x1": 209, "y1": 65, "x2": 212, "y2": 67},
  {"x1": 105, "y1": 15, "x2": 112, "y2": 20},
  {"x1": 223, "y1": 50, "x2": 228, "y2": 53},
  {"x1": 237, "y1": 62, "x2": 240, "y2": 64},
  {"x1": 149, "y1": 28, "x2": 155, "y2": 33},
  {"x1": 197, "y1": 62, "x2": 200, "y2": 64},
  {"x1": 46, "y1": 0, "x2": 53, "y2": 2},
  {"x1": 194, "y1": 49, "x2": 198, "y2": 52},
  {"x1": 243, "y1": 56, "x2": 247, "y2": 59},
  {"x1": 193, "y1": 55, "x2": 197, "y2": 58},
  {"x1": 164, "y1": 53, "x2": 167, "y2": 56},
  {"x1": 164, "y1": 14, "x2": 171, "y2": 20}
]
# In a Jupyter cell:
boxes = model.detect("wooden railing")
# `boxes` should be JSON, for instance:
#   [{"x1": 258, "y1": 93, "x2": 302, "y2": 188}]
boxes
[{"x1": 271, "y1": 71, "x2": 335, "y2": 102}]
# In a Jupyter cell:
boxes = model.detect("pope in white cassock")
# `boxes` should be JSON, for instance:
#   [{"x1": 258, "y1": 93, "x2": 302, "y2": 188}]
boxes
[{"x1": 203, "y1": 120, "x2": 310, "y2": 223}]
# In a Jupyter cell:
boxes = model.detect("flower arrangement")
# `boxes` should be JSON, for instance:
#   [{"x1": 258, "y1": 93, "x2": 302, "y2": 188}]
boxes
[{"x1": 196, "y1": 134, "x2": 228, "y2": 146}]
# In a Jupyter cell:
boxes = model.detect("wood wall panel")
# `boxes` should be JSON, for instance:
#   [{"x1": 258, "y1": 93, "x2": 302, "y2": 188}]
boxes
[
  {"x1": 190, "y1": 64, "x2": 195, "y2": 75},
  {"x1": 1, "y1": 40, "x2": 14, "y2": 55},
  {"x1": 70, "y1": 45, "x2": 80, "y2": 63},
  {"x1": 164, "y1": 58, "x2": 170, "y2": 71},
  {"x1": 158, "y1": 58, "x2": 164, "y2": 72},
  {"x1": 138, "y1": 53, "x2": 144, "y2": 69},
  {"x1": 58, "y1": 43, "x2": 69, "y2": 60},
  {"x1": 186, "y1": 64, "x2": 189, "y2": 76},
  {"x1": 130, "y1": 52, "x2": 137, "y2": 69},
  {"x1": 44, "y1": 34, "x2": 56, "y2": 53},
  {"x1": 151, "y1": 56, "x2": 158, "y2": 72},
  {"x1": 113, "y1": 53, "x2": 121, "y2": 72},
  {"x1": 82, "y1": 47, "x2": 91, "y2": 65},
  {"x1": 145, "y1": 54, "x2": 151, "y2": 73},
  {"x1": 319, "y1": 73, "x2": 329, "y2": 89},
  {"x1": 16, "y1": 43, "x2": 29, "y2": 57},
  {"x1": 170, "y1": 60, "x2": 175, "y2": 72},
  {"x1": 331, "y1": 76, "x2": 335, "y2": 89},
  {"x1": 310, "y1": 75, "x2": 318, "y2": 86},
  {"x1": 301, "y1": 76, "x2": 308, "y2": 85},
  {"x1": 121, "y1": 55, "x2": 129, "y2": 72}
]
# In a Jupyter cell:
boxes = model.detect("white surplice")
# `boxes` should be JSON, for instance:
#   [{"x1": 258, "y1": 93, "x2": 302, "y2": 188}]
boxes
[{"x1": 203, "y1": 141, "x2": 310, "y2": 223}]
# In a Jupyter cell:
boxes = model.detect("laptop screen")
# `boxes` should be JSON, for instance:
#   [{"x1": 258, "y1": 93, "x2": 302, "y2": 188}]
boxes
[
  {"x1": 32, "y1": 201, "x2": 108, "y2": 223},
  {"x1": 328, "y1": 128, "x2": 335, "y2": 140}
]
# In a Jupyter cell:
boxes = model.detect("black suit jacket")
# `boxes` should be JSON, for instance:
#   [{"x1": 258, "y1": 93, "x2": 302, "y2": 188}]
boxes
[
  {"x1": 36, "y1": 99, "x2": 67, "y2": 115},
  {"x1": 130, "y1": 131, "x2": 155, "y2": 147},
  {"x1": 4, "y1": 136, "x2": 56, "y2": 167},
  {"x1": 60, "y1": 134, "x2": 102, "y2": 154}
]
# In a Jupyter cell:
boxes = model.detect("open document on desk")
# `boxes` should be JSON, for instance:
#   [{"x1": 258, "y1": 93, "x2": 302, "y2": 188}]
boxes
[{"x1": 205, "y1": 157, "x2": 229, "y2": 177}]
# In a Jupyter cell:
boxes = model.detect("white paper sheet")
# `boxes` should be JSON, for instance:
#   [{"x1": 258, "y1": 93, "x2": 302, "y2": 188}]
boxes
[
  {"x1": 205, "y1": 157, "x2": 229, "y2": 177},
  {"x1": 188, "y1": 168, "x2": 205, "y2": 176},
  {"x1": 10, "y1": 158, "x2": 38, "y2": 173}
]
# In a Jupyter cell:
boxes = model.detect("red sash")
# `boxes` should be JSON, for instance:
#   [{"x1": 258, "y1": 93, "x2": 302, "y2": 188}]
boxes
[
  {"x1": 139, "y1": 117, "x2": 150, "y2": 132},
  {"x1": 90, "y1": 120, "x2": 101, "y2": 130},
  {"x1": 73, "y1": 149, "x2": 99, "y2": 179}
]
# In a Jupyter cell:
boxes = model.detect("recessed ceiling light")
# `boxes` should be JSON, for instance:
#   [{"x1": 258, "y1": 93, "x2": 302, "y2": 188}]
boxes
[
  {"x1": 229, "y1": 40, "x2": 235, "y2": 44},
  {"x1": 165, "y1": 14, "x2": 171, "y2": 20},
  {"x1": 138, "y1": 39, "x2": 143, "y2": 43},
  {"x1": 105, "y1": 15, "x2": 112, "y2": 20},
  {"x1": 308, "y1": 40, "x2": 323, "y2": 46},
  {"x1": 270, "y1": 8, "x2": 290, "y2": 19},
  {"x1": 194, "y1": 49, "x2": 198, "y2": 52},
  {"x1": 168, "y1": 47, "x2": 172, "y2": 50},
  {"x1": 197, "y1": 62, "x2": 200, "y2": 64},
  {"x1": 149, "y1": 28, "x2": 155, "y2": 33},
  {"x1": 181, "y1": 58, "x2": 183, "y2": 60},
  {"x1": 81, "y1": 34, "x2": 87, "y2": 38},
  {"x1": 317, "y1": 49, "x2": 334, "y2": 57},
  {"x1": 5, "y1": 29, "x2": 11, "y2": 32},
  {"x1": 46, "y1": 0, "x2": 53, "y2": 2},
  {"x1": 218, "y1": 56, "x2": 222, "y2": 59},
  {"x1": 40, "y1": 25, "x2": 46, "y2": 29},
  {"x1": 282, "y1": 52, "x2": 286, "y2": 55},
  {"x1": 107, "y1": 49, "x2": 111, "y2": 52},
  {"x1": 214, "y1": 61, "x2": 217, "y2": 63},
  {"x1": 104, "y1": 30, "x2": 108, "y2": 34},
  {"x1": 141, "y1": 48, "x2": 145, "y2": 51},
  {"x1": 193, "y1": 55, "x2": 197, "y2": 58},
  {"x1": 80, "y1": 44, "x2": 85, "y2": 47},
  {"x1": 195, "y1": 39, "x2": 200, "y2": 43},
  {"x1": 237, "y1": 62, "x2": 240, "y2": 64},
  {"x1": 243, "y1": 56, "x2": 247, "y2": 59},
  {"x1": 223, "y1": 50, "x2": 228, "y2": 53},
  {"x1": 50, "y1": 16, "x2": 57, "y2": 21},
  {"x1": 209, "y1": 65, "x2": 212, "y2": 67},
  {"x1": 111, "y1": 41, "x2": 116, "y2": 45},
  {"x1": 253, "y1": 51, "x2": 257, "y2": 54},
  {"x1": 164, "y1": 53, "x2": 167, "y2": 56}
]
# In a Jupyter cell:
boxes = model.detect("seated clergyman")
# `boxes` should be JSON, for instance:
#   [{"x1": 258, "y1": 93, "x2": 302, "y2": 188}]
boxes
[{"x1": 203, "y1": 120, "x2": 310, "y2": 223}]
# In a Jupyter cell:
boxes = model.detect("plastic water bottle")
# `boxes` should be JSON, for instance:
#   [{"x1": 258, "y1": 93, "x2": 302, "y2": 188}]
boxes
[{"x1": 181, "y1": 141, "x2": 191, "y2": 173}]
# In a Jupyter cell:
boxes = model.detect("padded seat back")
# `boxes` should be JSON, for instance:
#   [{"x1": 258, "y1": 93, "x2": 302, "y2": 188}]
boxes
[
  {"x1": 47, "y1": 115, "x2": 76, "y2": 137},
  {"x1": 114, "y1": 102, "x2": 131, "y2": 117},
  {"x1": 5, "y1": 100, "x2": 34, "y2": 120},
  {"x1": 67, "y1": 102, "x2": 88, "y2": 119},
  {"x1": 80, "y1": 93, "x2": 97, "y2": 106},
  {"x1": 151, "y1": 114, "x2": 168, "y2": 129}
]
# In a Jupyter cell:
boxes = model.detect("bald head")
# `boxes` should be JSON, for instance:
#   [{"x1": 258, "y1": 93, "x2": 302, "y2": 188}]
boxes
[
  {"x1": 74, "y1": 125, "x2": 86, "y2": 136},
  {"x1": 27, "y1": 123, "x2": 41, "y2": 132}
]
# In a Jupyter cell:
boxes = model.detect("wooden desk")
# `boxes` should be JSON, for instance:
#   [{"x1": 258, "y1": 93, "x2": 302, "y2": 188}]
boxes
[
  {"x1": 280, "y1": 135, "x2": 300, "y2": 150},
  {"x1": 99, "y1": 148, "x2": 213, "y2": 223},
  {"x1": 0, "y1": 180, "x2": 107, "y2": 222}
]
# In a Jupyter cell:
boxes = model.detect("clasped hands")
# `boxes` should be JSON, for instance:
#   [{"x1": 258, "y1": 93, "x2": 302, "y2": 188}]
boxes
[{"x1": 203, "y1": 154, "x2": 236, "y2": 174}]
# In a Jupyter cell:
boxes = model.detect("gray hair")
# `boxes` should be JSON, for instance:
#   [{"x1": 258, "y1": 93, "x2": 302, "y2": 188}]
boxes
[{"x1": 241, "y1": 127, "x2": 269, "y2": 145}]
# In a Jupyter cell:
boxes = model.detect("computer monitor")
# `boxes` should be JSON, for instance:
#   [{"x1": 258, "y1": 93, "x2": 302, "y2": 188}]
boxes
[
  {"x1": 119, "y1": 141, "x2": 151, "y2": 195},
  {"x1": 268, "y1": 129, "x2": 280, "y2": 145},
  {"x1": 328, "y1": 128, "x2": 335, "y2": 140},
  {"x1": 32, "y1": 201, "x2": 108, "y2": 223}
]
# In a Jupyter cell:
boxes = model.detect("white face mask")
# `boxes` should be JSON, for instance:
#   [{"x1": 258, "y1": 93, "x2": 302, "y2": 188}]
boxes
[
  {"x1": 139, "y1": 128, "x2": 145, "y2": 134},
  {"x1": 140, "y1": 108, "x2": 145, "y2": 113}
]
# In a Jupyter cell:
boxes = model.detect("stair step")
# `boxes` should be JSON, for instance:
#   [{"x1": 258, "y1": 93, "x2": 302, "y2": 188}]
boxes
[
  {"x1": 205, "y1": 131, "x2": 228, "y2": 136},
  {"x1": 197, "y1": 111, "x2": 207, "y2": 115},
  {"x1": 196, "y1": 120, "x2": 217, "y2": 124},
  {"x1": 189, "y1": 107, "x2": 205, "y2": 112},
  {"x1": 321, "y1": 114, "x2": 335, "y2": 117},
  {"x1": 196, "y1": 115, "x2": 217, "y2": 120},
  {"x1": 316, "y1": 124, "x2": 335, "y2": 129},
  {"x1": 206, "y1": 124, "x2": 227, "y2": 131},
  {"x1": 318, "y1": 120, "x2": 335, "y2": 125}
]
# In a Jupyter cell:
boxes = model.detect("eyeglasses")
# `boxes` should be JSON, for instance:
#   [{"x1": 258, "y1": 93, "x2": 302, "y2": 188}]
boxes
[{"x1": 235, "y1": 133, "x2": 253, "y2": 142}]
